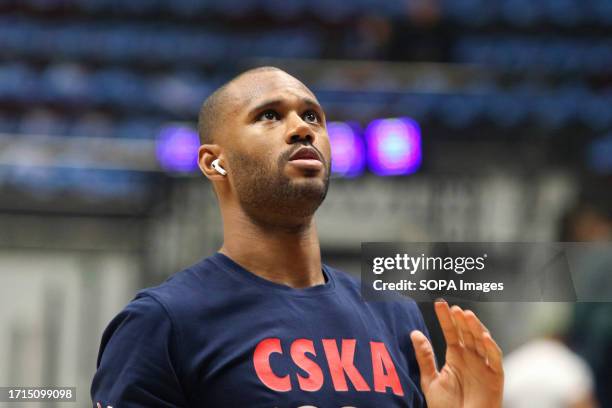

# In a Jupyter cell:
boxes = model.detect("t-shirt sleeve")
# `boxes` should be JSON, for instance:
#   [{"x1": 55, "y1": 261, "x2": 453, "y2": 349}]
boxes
[{"x1": 91, "y1": 293, "x2": 187, "y2": 407}]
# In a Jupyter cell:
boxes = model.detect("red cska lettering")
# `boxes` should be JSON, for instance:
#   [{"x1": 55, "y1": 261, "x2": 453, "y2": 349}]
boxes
[{"x1": 252, "y1": 338, "x2": 404, "y2": 396}]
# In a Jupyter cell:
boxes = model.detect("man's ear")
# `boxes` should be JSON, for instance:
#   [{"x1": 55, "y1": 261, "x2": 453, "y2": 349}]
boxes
[{"x1": 198, "y1": 144, "x2": 226, "y2": 180}]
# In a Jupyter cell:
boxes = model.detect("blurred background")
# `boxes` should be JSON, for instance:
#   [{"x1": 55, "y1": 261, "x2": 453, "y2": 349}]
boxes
[{"x1": 0, "y1": 0, "x2": 611, "y2": 407}]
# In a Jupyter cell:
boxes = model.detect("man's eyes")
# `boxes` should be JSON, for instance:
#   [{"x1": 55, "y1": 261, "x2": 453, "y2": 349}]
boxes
[
  {"x1": 256, "y1": 109, "x2": 320, "y2": 123},
  {"x1": 258, "y1": 110, "x2": 280, "y2": 121},
  {"x1": 303, "y1": 110, "x2": 319, "y2": 123}
]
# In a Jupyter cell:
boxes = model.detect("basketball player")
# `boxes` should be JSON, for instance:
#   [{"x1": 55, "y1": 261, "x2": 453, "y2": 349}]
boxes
[{"x1": 91, "y1": 67, "x2": 503, "y2": 407}]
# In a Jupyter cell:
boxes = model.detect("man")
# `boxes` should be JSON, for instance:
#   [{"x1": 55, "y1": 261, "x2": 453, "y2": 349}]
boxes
[{"x1": 91, "y1": 66, "x2": 503, "y2": 407}]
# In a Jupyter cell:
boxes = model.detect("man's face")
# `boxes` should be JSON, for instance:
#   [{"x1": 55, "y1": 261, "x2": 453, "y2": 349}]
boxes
[{"x1": 221, "y1": 70, "x2": 332, "y2": 225}]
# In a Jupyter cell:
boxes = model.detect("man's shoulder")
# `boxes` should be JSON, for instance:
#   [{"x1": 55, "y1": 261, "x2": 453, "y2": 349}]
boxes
[
  {"x1": 136, "y1": 254, "x2": 229, "y2": 318},
  {"x1": 324, "y1": 264, "x2": 424, "y2": 322},
  {"x1": 324, "y1": 264, "x2": 361, "y2": 290}
]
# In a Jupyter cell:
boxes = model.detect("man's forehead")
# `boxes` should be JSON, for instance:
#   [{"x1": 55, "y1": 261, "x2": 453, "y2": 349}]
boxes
[{"x1": 228, "y1": 70, "x2": 317, "y2": 111}]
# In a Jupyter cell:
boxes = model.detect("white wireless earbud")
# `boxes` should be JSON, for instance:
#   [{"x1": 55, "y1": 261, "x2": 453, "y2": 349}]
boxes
[{"x1": 211, "y1": 158, "x2": 227, "y2": 176}]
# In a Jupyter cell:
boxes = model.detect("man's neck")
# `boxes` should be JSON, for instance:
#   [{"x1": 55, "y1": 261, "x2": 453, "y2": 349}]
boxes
[{"x1": 219, "y1": 208, "x2": 325, "y2": 289}]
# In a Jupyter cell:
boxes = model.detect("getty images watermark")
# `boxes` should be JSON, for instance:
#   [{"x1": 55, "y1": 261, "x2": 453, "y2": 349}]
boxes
[
  {"x1": 371, "y1": 252, "x2": 501, "y2": 293},
  {"x1": 361, "y1": 242, "x2": 612, "y2": 302}
]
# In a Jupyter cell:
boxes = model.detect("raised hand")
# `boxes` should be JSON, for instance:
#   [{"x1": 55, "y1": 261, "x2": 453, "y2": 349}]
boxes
[{"x1": 410, "y1": 301, "x2": 504, "y2": 408}]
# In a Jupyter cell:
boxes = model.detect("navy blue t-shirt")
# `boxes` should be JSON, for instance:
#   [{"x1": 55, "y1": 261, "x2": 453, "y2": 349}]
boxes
[{"x1": 91, "y1": 252, "x2": 429, "y2": 407}]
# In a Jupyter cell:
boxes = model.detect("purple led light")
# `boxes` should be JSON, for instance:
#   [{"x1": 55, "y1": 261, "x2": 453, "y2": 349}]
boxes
[
  {"x1": 156, "y1": 124, "x2": 199, "y2": 172},
  {"x1": 327, "y1": 121, "x2": 365, "y2": 178},
  {"x1": 365, "y1": 118, "x2": 422, "y2": 176}
]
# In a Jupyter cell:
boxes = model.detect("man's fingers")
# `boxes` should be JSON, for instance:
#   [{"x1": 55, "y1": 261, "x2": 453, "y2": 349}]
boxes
[
  {"x1": 463, "y1": 308, "x2": 490, "y2": 335},
  {"x1": 434, "y1": 302, "x2": 503, "y2": 375},
  {"x1": 434, "y1": 300, "x2": 460, "y2": 346},
  {"x1": 410, "y1": 330, "x2": 438, "y2": 387},
  {"x1": 483, "y1": 332, "x2": 504, "y2": 374},
  {"x1": 452, "y1": 306, "x2": 476, "y2": 351},
  {"x1": 464, "y1": 310, "x2": 487, "y2": 358}
]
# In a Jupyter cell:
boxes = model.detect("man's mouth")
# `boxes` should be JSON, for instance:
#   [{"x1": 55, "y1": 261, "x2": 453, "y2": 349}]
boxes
[
  {"x1": 288, "y1": 147, "x2": 324, "y2": 171},
  {"x1": 289, "y1": 147, "x2": 322, "y2": 162}
]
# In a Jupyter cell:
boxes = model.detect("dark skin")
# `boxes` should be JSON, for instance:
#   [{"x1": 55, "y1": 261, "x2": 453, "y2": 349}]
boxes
[
  {"x1": 198, "y1": 69, "x2": 331, "y2": 289},
  {"x1": 198, "y1": 69, "x2": 503, "y2": 407}
]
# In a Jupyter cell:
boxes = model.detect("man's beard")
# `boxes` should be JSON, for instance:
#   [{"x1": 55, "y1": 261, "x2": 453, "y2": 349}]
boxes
[{"x1": 228, "y1": 147, "x2": 330, "y2": 227}]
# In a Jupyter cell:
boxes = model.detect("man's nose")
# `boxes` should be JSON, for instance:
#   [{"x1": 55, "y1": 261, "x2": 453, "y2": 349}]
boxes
[{"x1": 285, "y1": 111, "x2": 314, "y2": 144}]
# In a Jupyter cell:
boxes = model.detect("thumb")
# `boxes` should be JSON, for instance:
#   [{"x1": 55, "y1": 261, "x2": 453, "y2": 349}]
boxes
[{"x1": 410, "y1": 330, "x2": 438, "y2": 388}]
